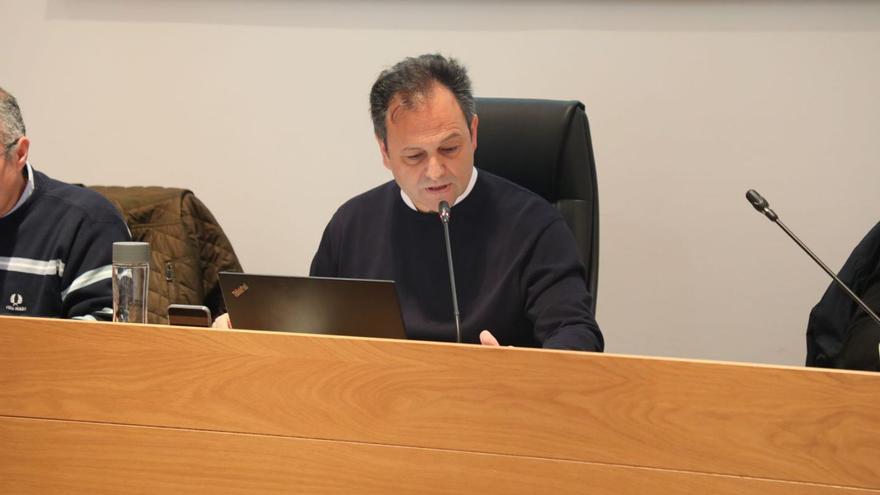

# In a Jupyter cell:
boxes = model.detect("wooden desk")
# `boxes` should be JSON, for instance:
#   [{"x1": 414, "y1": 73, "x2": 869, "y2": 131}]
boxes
[{"x1": 1, "y1": 316, "x2": 878, "y2": 494}]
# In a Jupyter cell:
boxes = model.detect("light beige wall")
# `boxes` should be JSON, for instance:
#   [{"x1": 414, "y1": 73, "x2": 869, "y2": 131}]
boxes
[{"x1": 3, "y1": 0, "x2": 879, "y2": 365}]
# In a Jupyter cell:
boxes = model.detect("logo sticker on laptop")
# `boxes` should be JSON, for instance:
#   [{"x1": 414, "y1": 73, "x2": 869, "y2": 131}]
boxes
[{"x1": 231, "y1": 283, "x2": 249, "y2": 298}]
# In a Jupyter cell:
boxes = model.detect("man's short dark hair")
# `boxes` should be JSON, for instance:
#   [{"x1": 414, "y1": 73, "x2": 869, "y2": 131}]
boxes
[
  {"x1": 0, "y1": 87, "x2": 26, "y2": 157},
  {"x1": 370, "y1": 54, "x2": 475, "y2": 145}
]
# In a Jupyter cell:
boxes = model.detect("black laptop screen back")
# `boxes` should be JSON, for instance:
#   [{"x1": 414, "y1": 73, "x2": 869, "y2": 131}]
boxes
[{"x1": 218, "y1": 273, "x2": 407, "y2": 340}]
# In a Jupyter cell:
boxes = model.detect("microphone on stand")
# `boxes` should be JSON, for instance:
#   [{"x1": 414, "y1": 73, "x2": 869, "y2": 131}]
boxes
[
  {"x1": 438, "y1": 200, "x2": 462, "y2": 344},
  {"x1": 745, "y1": 189, "x2": 880, "y2": 333}
]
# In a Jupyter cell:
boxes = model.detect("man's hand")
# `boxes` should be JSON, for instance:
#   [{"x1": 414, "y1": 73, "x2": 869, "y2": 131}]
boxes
[
  {"x1": 213, "y1": 313, "x2": 232, "y2": 329},
  {"x1": 479, "y1": 329, "x2": 500, "y2": 346}
]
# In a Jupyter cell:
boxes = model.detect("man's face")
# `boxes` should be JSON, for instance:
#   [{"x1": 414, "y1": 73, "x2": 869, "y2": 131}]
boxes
[
  {"x1": 378, "y1": 83, "x2": 478, "y2": 213},
  {"x1": 0, "y1": 135, "x2": 29, "y2": 217}
]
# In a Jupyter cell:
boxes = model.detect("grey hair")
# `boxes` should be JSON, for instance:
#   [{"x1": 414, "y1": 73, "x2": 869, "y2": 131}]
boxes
[
  {"x1": 369, "y1": 54, "x2": 475, "y2": 145},
  {"x1": 0, "y1": 87, "x2": 26, "y2": 157}
]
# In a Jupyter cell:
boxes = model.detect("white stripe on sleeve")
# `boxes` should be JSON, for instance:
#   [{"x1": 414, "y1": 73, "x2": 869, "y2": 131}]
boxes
[
  {"x1": 0, "y1": 256, "x2": 65, "y2": 276},
  {"x1": 61, "y1": 265, "x2": 113, "y2": 301}
]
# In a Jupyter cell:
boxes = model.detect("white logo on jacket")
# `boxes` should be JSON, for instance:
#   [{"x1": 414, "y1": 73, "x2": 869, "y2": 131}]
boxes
[{"x1": 5, "y1": 293, "x2": 27, "y2": 312}]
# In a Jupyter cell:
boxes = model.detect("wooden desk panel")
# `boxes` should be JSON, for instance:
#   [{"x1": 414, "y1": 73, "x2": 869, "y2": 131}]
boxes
[
  {"x1": 2, "y1": 417, "x2": 874, "y2": 495},
  {"x1": 1, "y1": 316, "x2": 878, "y2": 492}
]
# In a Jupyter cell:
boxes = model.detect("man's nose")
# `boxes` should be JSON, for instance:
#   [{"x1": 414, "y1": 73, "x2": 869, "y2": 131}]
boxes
[{"x1": 425, "y1": 154, "x2": 445, "y2": 181}]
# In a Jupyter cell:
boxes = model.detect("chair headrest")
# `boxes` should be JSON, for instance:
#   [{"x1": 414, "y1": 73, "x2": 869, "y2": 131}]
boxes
[{"x1": 474, "y1": 98, "x2": 588, "y2": 202}]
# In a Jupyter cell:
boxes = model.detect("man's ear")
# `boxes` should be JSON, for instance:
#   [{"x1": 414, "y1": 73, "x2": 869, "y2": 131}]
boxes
[
  {"x1": 470, "y1": 114, "x2": 479, "y2": 151},
  {"x1": 12, "y1": 136, "x2": 30, "y2": 170},
  {"x1": 376, "y1": 135, "x2": 391, "y2": 170}
]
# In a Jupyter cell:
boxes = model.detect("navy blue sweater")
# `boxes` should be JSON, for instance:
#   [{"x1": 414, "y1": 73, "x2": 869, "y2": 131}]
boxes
[
  {"x1": 0, "y1": 168, "x2": 130, "y2": 319},
  {"x1": 310, "y1": 170, "x2": 603, "y2": 351}
]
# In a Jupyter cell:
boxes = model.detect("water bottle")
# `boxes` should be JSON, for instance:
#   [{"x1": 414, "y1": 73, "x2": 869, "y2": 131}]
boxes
[{"x1": 112, "y1": 241, "x2": 150, "y2": 323}]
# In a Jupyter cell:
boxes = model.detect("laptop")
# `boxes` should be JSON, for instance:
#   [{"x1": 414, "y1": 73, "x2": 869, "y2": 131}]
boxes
[{"x1": 218, "y1": 272, "x2": 408, "y2": 340}]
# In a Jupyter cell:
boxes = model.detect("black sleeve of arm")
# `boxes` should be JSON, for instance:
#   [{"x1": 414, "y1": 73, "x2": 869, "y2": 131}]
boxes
[
  {"x1": 61, "y1": 215, "x2": 131, "y2": 319},
  {"x1": 807, "y1": 221, "x2": 880, "y2": 368},
  {"x1": 522, "y1": 219, "x2": 604, "y2": 352},
  {"x1": 836, "y1": 270, "x2": 880, "y2": 371},
  {"x1": 310, "y1": 216, "x2": 340, "y2": 278}
]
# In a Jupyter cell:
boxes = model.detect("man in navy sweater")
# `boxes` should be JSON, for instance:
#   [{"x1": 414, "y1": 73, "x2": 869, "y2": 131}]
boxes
[
  {"x1": 313, "y1": 54, "x2": 602, "y2": 351},
  {"x1": 216, "y1": 55, "x2": 603, "y2": 351},
  {"x1": 0, "y1": 87, "x2": 130, "y2": 319}
]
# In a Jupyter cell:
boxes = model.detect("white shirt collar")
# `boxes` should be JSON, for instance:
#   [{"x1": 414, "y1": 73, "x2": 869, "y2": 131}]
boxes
[
  {"x1": 400, "y1": 167, "x2": 479, "y2": 212},
  {"x1": 1, "y1": 162, "x2": 35, "y2": 219}
]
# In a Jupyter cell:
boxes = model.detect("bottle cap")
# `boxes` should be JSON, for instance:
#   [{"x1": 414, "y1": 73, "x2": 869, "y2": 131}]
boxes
[{"x1": 113, "y1": 242, "x2": 150, "y2": 264}]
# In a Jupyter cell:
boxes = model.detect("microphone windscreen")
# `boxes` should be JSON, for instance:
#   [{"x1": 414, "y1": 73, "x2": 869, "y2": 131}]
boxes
[
  {"x1": 746, "y1": 189, "x2": 769, "y2": 211},
  {"x1": 438, "y1": 201, "x2": 451, "y2": 223}
]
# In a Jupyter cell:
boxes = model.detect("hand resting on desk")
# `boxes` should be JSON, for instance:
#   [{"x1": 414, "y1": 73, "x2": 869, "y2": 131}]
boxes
[{"x1": 213, "y1": 313, "x2": 231, "y2": 329}]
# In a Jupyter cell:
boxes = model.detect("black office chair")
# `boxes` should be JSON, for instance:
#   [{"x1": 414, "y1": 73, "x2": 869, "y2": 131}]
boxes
[{"x1": 473, "y1": 97, "x2": 599, "y2": 313}]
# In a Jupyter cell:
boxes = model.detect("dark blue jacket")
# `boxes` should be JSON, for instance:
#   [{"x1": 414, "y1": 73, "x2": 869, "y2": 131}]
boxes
[
  {"x1": 0, "y1": 168, "x2": 131, "y2": 319},
  {"x1": 806, "y1": 221, "x2": 880, "y2": 371}
]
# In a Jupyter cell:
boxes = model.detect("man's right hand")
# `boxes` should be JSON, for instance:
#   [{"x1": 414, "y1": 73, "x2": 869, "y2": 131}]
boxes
[
  {"x1": 213, "y1": 313, "x2": 232, "y2": 329},
  {"x1": 480, "y1": 329, "x2": 500, "y2": 346}
]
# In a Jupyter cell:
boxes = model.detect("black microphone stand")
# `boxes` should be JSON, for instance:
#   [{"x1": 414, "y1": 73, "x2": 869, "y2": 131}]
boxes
[
  {"x1": 439, "y1": 201, "x2": 462, "y2": 343},
  {"x1": 746, "y1": 189, "x2": 880, "y2": 329}
]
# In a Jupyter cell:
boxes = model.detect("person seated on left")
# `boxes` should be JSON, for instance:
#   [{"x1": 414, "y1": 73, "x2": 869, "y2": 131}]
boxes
[{"x1": 0, "y1": 86, "x2": 131, "y2": 319}]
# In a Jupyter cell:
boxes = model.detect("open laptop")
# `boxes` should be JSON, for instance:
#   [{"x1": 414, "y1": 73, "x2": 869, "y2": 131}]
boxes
[{"x1": 218, "y1": 272, "x2": 408, "y2": 340}]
